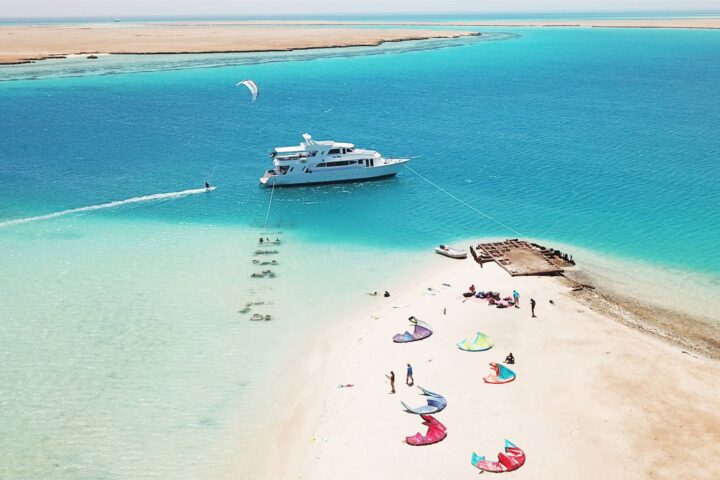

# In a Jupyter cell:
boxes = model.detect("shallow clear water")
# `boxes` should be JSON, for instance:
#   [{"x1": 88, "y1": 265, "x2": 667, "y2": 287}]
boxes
[{"x1": 1, "y1": 26, "x2": 719, "y2": 479}]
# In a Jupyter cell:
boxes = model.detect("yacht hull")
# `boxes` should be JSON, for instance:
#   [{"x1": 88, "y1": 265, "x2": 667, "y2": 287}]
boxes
[{"x1": 260, "y1": 161, "x2": 405, "y2": 187}]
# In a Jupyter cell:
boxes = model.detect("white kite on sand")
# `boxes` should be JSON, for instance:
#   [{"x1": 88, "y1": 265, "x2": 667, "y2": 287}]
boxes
[{"x1": 236, "y1": 79, "x2": 259, "y2": 103}]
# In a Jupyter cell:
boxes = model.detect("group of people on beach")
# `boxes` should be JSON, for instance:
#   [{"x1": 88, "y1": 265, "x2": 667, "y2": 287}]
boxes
[
  {"x1": 386, "y1": 363, "x2": 413, "y2": 394},
  {"x1": 369, "y1": 291, "x2": 391, "y2": 298},
  {"x1": 379, "y1": 286, "x2": 539, "y2": 393}
]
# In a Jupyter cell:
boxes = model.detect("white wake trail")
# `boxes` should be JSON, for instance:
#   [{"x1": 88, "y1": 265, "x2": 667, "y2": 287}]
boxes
[{"x1": 0, "y1": 186, "x2": 216, "y2": 228}]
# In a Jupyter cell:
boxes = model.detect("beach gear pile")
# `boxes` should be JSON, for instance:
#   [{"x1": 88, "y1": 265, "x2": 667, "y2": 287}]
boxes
[{"x1": 462, "y1": 289, "x2": 516, "y2": 308}]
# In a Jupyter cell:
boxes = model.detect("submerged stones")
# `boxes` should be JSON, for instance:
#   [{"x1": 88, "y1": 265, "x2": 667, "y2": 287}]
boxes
[{"x1": 250, "y1": 270, "x2": 276, "y2": 278}]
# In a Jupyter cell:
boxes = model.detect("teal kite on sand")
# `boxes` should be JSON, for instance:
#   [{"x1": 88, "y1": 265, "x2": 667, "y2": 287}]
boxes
[{"x1": 457, "y1": 332, "x2": 494, "y2": 351}]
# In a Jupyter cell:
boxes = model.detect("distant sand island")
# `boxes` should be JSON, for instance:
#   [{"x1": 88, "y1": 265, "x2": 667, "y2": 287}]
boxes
[
  {"x1": 2, "y1": 17, "x2": 719, "y2": 65},
  {"x1": 0, "y1": 23, "x2": 480, "y2": 65}
]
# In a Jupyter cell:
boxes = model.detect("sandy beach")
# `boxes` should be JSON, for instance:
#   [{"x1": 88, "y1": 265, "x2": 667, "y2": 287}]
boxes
[
  {"x1": 0, "y1": 24, "x2": 479, "y2": 65},
  {"x1": 271, "y1": 253, "x2": 720, "y2": 479}
]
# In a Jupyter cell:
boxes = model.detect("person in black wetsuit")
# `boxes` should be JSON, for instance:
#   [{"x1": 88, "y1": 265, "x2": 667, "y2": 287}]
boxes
[{"x1": 205, "y1": 182, "x2": 211, "y2": 190}]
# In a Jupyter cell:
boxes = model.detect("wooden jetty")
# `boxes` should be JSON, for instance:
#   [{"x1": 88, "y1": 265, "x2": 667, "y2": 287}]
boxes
[{"x1": 471, "y1": 239, "x2": 575, "y2": 277}]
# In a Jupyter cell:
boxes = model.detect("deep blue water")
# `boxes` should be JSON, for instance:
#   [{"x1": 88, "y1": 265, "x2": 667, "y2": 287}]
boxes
[{"x1": 1, "y1": 28, "x2": 719, "y2": 273}]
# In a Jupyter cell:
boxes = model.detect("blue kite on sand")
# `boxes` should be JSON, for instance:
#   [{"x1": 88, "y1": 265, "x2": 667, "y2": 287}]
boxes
[{"x1": 401, "y1": 386, "x2": 447, "y2": 414}]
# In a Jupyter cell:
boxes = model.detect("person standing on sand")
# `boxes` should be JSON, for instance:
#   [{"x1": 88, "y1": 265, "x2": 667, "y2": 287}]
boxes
[
  {"x1": 513, "y1": 290, "x2": 520, "y2": 308},
  {"x1": 386, "y1": 371, "x2": 395, "y2": 394},
  {"x1": 530, "y1": 298, "x2": 536, "y2": 317},
  {"x1": 406, "y1": 363, "x2": 414, "y2": 386}
]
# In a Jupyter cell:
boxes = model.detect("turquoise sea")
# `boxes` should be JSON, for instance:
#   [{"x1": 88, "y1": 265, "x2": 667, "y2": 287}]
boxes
[{"x1": 1, "y1": 24, "x2": 719, "y2": 479}]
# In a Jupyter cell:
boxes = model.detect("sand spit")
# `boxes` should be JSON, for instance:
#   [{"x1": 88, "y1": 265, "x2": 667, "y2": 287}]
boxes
[
  {"x1": 0, "y1": 25, "x2": 479, "y2": 65},
  {"x1": 160, "y1": 18, "x2": 720, "y2": 29},
  {"x1": 269, "y1": 255, "x2": 720, "y2": 479}
]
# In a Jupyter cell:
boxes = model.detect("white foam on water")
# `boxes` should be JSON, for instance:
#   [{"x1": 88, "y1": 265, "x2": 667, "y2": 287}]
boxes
[{"x1": 0, "y1": 186, "x2": 216, "y2": 227}]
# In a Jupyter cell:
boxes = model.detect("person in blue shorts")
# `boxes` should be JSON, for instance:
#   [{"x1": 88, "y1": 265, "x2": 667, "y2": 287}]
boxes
[{"x1": 406, "y1": 363, "x2": 414, "y2": 386}]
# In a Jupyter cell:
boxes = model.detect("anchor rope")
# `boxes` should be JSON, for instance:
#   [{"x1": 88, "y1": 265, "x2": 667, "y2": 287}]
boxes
[
  {"x1": 262, "y1": 178, "x2": 276, "y2": 233},
  {"x1": 401, "y1": 163, "x2": 527, "y2": 240}
]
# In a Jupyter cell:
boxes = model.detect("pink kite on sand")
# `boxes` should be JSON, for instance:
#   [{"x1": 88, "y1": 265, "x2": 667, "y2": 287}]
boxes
[
  {"x1": 471, "y1": 440, "x2": 526, "y2": 473},
  {"x1": 405, "y1": 414, "x2": 447, "y2": 446}
]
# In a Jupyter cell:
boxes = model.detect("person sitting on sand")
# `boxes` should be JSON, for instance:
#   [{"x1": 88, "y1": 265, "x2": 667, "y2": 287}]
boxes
[
  {"x1": 469, "y1": 284, "x2": 476, "y2": 294},
  {"x1": 369, "y1": 291, "x2": 378, "y2": 296},
  {"x1": 504, "y1": 353, "x2": 515, "y2": 364},
  {"x1": 384, "y1": 291, "x2": 390, "y2": 298},
  {"x1": 386, "y1": 371, "x2": 395, "y2": 394}
]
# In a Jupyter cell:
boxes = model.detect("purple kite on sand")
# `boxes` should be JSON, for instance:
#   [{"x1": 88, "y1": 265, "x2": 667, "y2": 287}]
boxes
[{"x1": 393, "y1": 318, "x2": 433, "y2": 343}]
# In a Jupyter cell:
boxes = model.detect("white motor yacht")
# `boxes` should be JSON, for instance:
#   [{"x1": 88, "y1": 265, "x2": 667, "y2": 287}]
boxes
[{"x1": 260, "y1": 134, "x2": 409, "y2": 186}]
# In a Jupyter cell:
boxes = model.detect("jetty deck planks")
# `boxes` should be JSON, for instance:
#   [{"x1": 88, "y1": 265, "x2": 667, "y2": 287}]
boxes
[{"x1": 474, "y1": 239, "x2": 571, "y2": 276}]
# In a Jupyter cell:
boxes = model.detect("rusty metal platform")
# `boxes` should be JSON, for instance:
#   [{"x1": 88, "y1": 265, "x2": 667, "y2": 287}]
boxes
[{"x1": 471, "y1": 239, "x2": 574, "y2": 277}]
